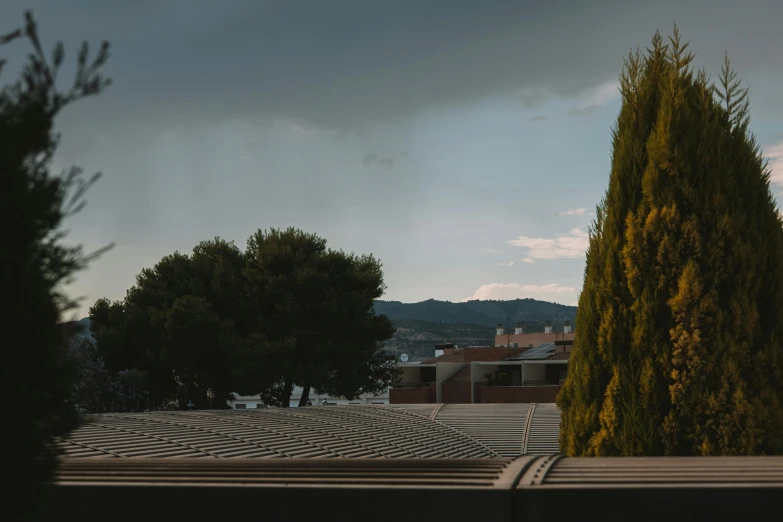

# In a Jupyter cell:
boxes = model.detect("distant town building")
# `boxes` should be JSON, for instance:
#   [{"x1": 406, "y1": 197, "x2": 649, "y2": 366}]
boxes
[
  {"x1": 391, "y1": 333, "x2": 571, "y2": 405},
  {"x1": 494, "y1": 320, "x2": 574, "y2": 348}
]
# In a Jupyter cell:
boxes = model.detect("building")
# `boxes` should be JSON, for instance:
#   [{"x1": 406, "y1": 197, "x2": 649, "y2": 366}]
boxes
[
  {"x1": 390, "y1": 339, "x2": 571, "y2": 405},
  {"x1": 494, "y1": 320, "x2": 575, "y2": 348}
]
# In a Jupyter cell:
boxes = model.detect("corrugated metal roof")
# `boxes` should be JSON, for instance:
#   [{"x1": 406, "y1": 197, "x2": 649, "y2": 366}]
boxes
[
  {"x1": 59, "y1": 406, "x2": 498, "y2": 459},
  {"x1": 524, "y1": 403, "x2": 561, "y2": 455},
  {"x1": 387, "y1": 404, "x2": 441, "y2": 418},
  {"x1": 56, "y1": 457, "x2": 523, "y2": 488},
  {"x1": 539, "y1": 456, "x2": 783, "y2": 486},
  {"x1": 433, "y1": 404, "x2": 531, "y2": 457},
  {"x1": 46, "y1": 455, "x2": 783, "y2": 522}
]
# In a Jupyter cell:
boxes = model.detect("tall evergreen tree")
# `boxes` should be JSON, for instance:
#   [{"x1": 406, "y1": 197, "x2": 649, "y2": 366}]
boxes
[
  {"x1": 558, "y1": 27, "x2": 783, "y2": 456},
  {"x1": 1, "y1": 12, "x2": 111, "y2": 520}
]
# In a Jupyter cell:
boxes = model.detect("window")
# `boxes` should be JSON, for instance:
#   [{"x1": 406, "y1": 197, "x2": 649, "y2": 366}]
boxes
[{"x1": 234, "y1": 403, "x2": 246, "y2": 409}]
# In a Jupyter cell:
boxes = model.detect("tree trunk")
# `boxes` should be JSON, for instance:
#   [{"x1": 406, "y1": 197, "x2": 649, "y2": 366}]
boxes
[
  {"x1": 298, "y1": 384, "x2": 311, "y2": 407},
  {"x1": 279, "y1": 377, "x2": 293, "y2": 407}
]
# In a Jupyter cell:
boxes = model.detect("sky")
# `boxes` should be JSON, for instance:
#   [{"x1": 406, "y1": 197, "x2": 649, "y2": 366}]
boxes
[{"x1": 2, "y1": 0, "x2": 783, "y2": 318}]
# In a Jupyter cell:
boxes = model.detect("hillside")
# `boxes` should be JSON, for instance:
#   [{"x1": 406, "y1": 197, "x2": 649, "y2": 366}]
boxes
[
  {"x1": 374, "y1": 298, "x2": 576, "y2": 328},
  {"x1": 382, "y1": 319, "x2": 495, "y2": 361},
  {"x1": 375, "y1": 298, "x2": 578, "y2": 360}
]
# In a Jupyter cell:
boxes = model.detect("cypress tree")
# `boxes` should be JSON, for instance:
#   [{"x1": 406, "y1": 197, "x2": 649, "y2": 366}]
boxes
[{"x1": 558, "y1": 27, "x2": 783, "y2": 456}]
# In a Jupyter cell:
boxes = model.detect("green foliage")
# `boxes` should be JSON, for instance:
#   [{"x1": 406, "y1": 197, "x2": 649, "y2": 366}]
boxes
[
  {"x1": 91, "y1": 228, "x2": 398, "y2": 408},
  {"x1": 69, "y1": 338, "x2": 157, "y2": 413},
  {"x1": 90, "y1": 239, "x2": 247, "y2": 409},
  {"x1": 1, "y1": 11, "x2": 111, "y2": 519},
  {"x1": 239, "y1": 227, "x2": 397, "y2": 406},
  {"x1": 558, "y1": 27, "x2": 783, "y2": 456}
]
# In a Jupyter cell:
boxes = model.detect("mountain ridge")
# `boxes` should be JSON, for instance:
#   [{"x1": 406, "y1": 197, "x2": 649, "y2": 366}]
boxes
[{"x1": 373, "y1": 298, "x2": 577, "y2": 329}]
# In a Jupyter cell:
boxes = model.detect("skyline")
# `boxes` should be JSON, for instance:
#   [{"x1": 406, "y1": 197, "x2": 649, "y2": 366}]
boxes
[{"x1": 2, "y1": 1, "x2": 781, "y2": 318}]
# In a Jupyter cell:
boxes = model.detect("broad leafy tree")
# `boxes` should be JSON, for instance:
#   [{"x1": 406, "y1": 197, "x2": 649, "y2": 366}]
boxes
[
  {"x1": 558, "y1": 28, "x2": 783, "y2": 456},
  {"x1": 1, "y1": 12, "x2": 111, "y2": 519},
  {"x1": 90, "y1": 239, "x2": 246, "y2": 409},
  {"x1": 234, "y1": 227, "x2": 398, "y2": 406}
]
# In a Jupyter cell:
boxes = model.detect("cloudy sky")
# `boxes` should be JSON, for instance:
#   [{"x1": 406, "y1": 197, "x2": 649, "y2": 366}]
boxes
[{"x1": 3, "y1": 0, "x2": 782, "y2": 318}]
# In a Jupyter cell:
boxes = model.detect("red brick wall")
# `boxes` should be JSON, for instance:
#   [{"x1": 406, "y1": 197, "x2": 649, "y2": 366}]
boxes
[
  {"x1": 479, "y1": 385, "x2": 561, "y2": 403},
  {"x1": 389, "y1": 386, "x2": 435, "y2": 404},
  {"x1": 463, "y1": 347, "x2": 526, "y2": 362},
  {"x1": 441, "y1": 382, "x2": 471, "y2": 403}
]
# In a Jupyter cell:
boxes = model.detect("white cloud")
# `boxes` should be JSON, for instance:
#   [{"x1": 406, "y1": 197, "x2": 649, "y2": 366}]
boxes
[
  {"x1": 498, "y1": 260, "x2": 515, "y2": 267},
  {"x1": 554, "y1": 207, "x2": 586, "y2": 217},
  {"x1": 585, "y1": 80, "x2": 620, "y2": 106},
  {"x1": 521, "y1": 257, "x2": 536, "y2": 264},
  {"x1": 567, "y1": 80, "x2": 619, "y2": 118},
  {"x1": 765, "y1": 142, "x2": 783, "y2": 186},
  {"x1": 506, "y1": 228, "x2": 589, "y2": 260},
  {"x1": 275, "y1": 119, "x2": 337, "y2": 136},
  {"x1": 481, "y1": 247, "x2": 503, "y2": 254},
  {"x1": 461, "y1": 283, "x2": 577, "y2": 304}
]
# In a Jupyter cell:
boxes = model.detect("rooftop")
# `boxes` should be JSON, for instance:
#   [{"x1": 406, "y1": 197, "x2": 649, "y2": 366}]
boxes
[
  {"x1": 421, "y1": 351, "x2": 465, "y2": 363},
  {"x1": 58, "y1": 404, "x2": 562, "y2": 459}
]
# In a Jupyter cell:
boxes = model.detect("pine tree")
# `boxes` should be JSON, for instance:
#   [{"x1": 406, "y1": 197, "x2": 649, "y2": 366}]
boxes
[{"x1": 558, "y1": 27, "x2": 783, "y2": 456}]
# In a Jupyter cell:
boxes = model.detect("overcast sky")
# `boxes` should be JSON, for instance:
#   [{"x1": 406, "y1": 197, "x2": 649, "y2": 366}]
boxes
[{"x1": 3, "y1": 0, "x2": 782, "y2": 318}]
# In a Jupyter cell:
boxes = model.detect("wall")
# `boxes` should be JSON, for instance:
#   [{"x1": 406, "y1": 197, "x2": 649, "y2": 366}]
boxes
[
  {"x1": 479, "y1": 385, "x2": 561, "y2": 403},
  {"x1": 399, "y1": 366, "x2": 424, "y2": 385},
  {"x1": 523, "y1": 363, "x2": 546, "y2": 384},
  {"x1": 389, "y1": 385, "x2": 435, "y2": 404},
  {"x1": 436, "y1": 362, "x2": 467, "y2": 402},
  {"x1": 494, "y1": 331, "x2": 575, "y2": 347},
  {"x1": 441, "y1": 382, "x2": 471, "y2": 403}
]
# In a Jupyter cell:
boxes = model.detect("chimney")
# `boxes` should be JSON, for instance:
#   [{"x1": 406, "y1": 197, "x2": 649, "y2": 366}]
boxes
[
  {"x1": 514, "y1": 322, "x2": 524, "y2": 335},
  {"x1": 496, "y1": 323, "x2": 504, "y2": 336},
  {"x1": 544, "y1": 321, "x2": 552, "y2": 334},
  {"x1": 436, "y1": 343, "x2": 455, "y2": 356},
  {"x1": 564, "y1": 320, "x2": 572, "y2": 334}
]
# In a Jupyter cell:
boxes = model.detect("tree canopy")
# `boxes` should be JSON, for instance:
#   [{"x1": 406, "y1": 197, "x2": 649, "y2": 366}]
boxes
[
  {"x1": 557, "y1": 27, "x2": 783, "y2": 456},
  {"x1": 1, "y1": 11, "x2": 111, "y2": 519},
  {"x1": 90, "y1": 228, "x2": 398, "y2": 409}
]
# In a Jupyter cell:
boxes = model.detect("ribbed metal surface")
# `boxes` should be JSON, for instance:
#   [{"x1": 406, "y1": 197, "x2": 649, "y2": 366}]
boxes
[
  {"x1": 434, "y1": 404, "x2": 531, "y2": 457},
  {"x1": 58, "y1": 406, "x2": 497, "y2": 459},
  {"x1": 525, "y1": 403, "x2": 561, "y2": 455},
  {"x1": 56, "y1": 457, "x2": 517, "y2": 488},
  {"x1": 387, "y1": 404, "x2": 441, "y2": 418},
  {"x1": 44, "y1": 456, "x2": 783, "y2": 522},
  {"x1": 542, "y1": 456, "x2": 783, "y2": 486}
]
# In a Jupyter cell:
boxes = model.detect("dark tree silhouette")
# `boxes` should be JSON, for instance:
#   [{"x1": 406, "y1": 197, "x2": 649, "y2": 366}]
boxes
[{"x1": 1, "y1": 11, "x2": 112, "y2": 520}]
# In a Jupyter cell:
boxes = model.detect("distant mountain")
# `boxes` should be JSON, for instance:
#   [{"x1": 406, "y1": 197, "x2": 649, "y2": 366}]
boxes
[
  {"x1": 374, "y1": 298, "x2": 577, "y2": 329},
  {"x1": 375, "y1": 298, "x2": 578, "y2": 360}
]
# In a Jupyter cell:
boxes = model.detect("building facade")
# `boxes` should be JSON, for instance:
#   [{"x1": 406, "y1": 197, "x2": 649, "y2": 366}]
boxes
[{"x1": 390, "y1": 339, "x2": 572, "y2": 405}]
